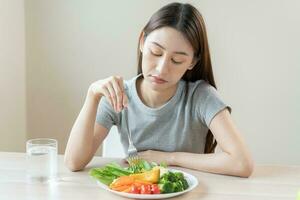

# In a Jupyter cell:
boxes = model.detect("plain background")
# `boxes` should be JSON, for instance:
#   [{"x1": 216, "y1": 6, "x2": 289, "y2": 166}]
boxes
[{"x1": 0, "y1": 0, "x2": 299, "y2": 165}]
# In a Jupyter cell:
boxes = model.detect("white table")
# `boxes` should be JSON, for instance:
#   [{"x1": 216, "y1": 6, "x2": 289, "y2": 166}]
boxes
[{"x1": 0, "y1": 152, "x2": 299, "y2": 200}]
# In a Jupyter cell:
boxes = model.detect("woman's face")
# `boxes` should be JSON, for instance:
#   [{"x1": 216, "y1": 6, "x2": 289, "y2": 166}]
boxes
[{"x1": 140, "y1": 27, "x2": 195, "y2": 91}]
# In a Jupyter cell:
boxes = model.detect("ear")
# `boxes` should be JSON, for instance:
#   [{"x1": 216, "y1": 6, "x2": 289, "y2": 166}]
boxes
[
  {"x1": 139, "y1": 32, "x2": 145, "y2": 53},
  {"x1": 187, "y1": 61, "x2": 196, "y2": 70},
  {"x1": 187, "y1": 57, "x2": 199, "y2": 70},
  {"x1": 187, "y1": 65, "x2": 194, "y2": 70}
]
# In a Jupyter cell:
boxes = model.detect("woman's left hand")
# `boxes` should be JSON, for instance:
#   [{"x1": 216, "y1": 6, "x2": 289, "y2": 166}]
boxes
[{"x1": 138, "y1": 150, "x2": 174, "y2": 165}]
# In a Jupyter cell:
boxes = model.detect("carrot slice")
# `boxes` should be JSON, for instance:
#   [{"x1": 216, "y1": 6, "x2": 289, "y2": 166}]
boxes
[
  {"x1": 134, "y1": 179, "x2": 152, "y2": 186},
  {"x1": 110, "y1": 176, "x2": 135, "y2": 188},
  {"x1": 121, "y1": 187, "x2": 132, "y2": 193},
  {"x1": 110, "y1": 184, "x2": 132, "y2": 192}
]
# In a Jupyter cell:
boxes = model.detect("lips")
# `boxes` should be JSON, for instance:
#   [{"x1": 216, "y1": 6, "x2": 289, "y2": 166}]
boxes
[{"x1": 150, "y1": 75, "x2": 167, "y2": 84}]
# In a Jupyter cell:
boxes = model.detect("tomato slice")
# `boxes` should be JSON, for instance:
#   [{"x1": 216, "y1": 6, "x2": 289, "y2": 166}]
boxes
[
  {"x1": 140, "y1": 184, "x2": 151, "y2": 194},
  {"x1": 151, "y1": 184, "x2": 160, "y2": 194},
  {"x1": 129, "y1": 185, "x2": 140, "y2": 194}
]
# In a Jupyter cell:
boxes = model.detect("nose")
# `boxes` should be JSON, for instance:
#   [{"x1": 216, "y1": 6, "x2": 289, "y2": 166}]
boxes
[{"x1": 155, "y1": 56, "x2": 169, "y2": 75}]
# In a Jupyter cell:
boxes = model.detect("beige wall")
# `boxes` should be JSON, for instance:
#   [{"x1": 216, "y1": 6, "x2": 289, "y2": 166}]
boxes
[
  {"x1": 105, "y1": 0, "x2": 300, "y2": 164},
  {"x1": 24, "y1": 0, "x2": 165, "y2": 155},
  {"x1": 204, "y1": 0, "x2": 300, "y2": 164},
  {"x1": 0, "y1": 0, "x2": 26, "y2": 152},
  {"x1": 1, "y1": 0, "x2": 299, "y2": 164}
]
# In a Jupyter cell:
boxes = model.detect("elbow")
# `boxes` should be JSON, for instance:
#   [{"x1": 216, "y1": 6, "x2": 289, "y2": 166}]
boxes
[
  {"x1": 238, "y1": 164, "x2": 254, "y2": 178},
  {"x1": 236, "y1": 157, "x2": 254, "y2": 178},
  {"x1": 64, "y1": 154, "x2": 84, "y2": 172}
]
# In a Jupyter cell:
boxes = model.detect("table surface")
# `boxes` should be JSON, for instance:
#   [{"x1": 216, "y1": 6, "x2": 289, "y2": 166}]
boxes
[{"x1": 0, "y1": 152, "x2": 299, "y2": 200}]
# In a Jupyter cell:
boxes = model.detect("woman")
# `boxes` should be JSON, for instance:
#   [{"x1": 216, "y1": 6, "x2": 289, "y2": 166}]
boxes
[{"x1": 64, "y1": 2, "x2": 254, "y2": 177}]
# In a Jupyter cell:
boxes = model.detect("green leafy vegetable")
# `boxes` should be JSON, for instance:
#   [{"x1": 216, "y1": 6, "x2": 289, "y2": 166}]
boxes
[
  {"x1": 159, "y1": 161, "x2": 168, "y2": 168},
  {"x1": 127, "y1": 160, "x2": 167, "y2": 173},
  {"x1": 89, "y1": 162, "x2": 133, "y2": 185}
]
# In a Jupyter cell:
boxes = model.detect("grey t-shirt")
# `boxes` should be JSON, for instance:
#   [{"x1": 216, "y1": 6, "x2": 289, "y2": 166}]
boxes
[{"x1": 96, "y1": 75, "x2": 231, "y2": 154}]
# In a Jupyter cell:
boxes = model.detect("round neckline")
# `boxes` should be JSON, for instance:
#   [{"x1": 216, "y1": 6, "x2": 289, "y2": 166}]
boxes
[{"x1": 131, "y1": 74, "x2": 184, "y2": 115}]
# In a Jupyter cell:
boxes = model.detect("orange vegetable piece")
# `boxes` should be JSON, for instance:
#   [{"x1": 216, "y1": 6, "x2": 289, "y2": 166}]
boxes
[
  {"x1": 121, "y1": 187, "x2": 132, "y2": 193},
  {"x1": 109, "y1": 176, "x2": 135, "y2": 188},
  {"x1": 110, "y1": 184, "x2": 132, "y2": 192},
  {"x1": 134, "y1": 179, "x2": 152, "y2": 186}
]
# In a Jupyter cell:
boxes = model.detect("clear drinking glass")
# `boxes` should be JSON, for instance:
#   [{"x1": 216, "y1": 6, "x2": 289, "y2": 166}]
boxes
[{"x1": 26, "y1": 138, "x2": 58, "y2": 183}]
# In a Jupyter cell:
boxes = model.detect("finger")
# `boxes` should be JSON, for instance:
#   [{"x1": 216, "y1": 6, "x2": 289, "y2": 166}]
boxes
[
  {"x1": 99, "y1": 86, "x2": 113, "y2": 108},
  {"x1": 106, "y1": 82, "x2": 117, "y2": 112},
  {"x1": 111, "y1": 77, "x2": 123, "y2": 112},
  {"x1": 116, "y1": 76, "x2": 125, "y2": 91},
  {"x1": 123, "y1": 93, "x2": 129, "y2": 108}
]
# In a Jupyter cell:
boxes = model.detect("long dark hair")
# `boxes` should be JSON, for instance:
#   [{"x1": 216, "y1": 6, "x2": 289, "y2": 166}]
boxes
[{"x1": 137, "y1": 3, "x2": 217, "y2": 153}]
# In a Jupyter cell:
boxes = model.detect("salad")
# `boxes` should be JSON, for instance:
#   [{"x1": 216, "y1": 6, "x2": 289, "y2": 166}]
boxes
[{"x1": 89, "y1": 160, "x2": 189, "y2": 195}]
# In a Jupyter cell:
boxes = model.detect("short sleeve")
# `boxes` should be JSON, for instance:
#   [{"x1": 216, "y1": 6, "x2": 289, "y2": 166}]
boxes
[
  {"x1": 95, "y1": 96, "x2": 118, "y2": 130},
  {"x1": 196, "y1": 83, "x2": 231, "y2": 128}
]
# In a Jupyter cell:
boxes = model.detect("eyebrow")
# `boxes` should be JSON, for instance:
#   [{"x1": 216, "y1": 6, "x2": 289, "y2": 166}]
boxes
[{"x1": 151, "y1": 41, "x2": 189, "y2": 56}]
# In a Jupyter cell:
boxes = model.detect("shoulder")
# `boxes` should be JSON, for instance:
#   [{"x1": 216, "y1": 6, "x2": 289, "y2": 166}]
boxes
[
  {"x1": 183, "y1": 79, "x2": 218, "y2": 99},
  {"x1": 184, "y1": 79, "x2": 229, "y2": 112}
]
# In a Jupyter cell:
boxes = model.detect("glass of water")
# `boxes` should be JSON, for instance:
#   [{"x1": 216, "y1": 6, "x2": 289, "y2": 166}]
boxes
[{"x1": 26, "y1": 138, "x2": 58, "y2": 183}]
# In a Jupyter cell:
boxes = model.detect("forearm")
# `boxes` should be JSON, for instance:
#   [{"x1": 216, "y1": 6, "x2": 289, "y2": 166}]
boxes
[
  {"x1": 168, "y1": 151, "x2": 253, "y2": 178},
  {"x1": 64, "y1": 91, "x2": 100, "y2": 171}
]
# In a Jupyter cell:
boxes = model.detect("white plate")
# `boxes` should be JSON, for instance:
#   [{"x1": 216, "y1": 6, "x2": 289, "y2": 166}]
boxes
[{"x1": 96, "y1": 168, "x2": 199, "y2": 199}]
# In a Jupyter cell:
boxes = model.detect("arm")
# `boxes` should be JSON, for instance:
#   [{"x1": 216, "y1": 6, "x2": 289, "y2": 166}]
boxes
[
  {"x1": 64, "y1": 90, "x2": 109, "y2": 171},
  {"x1": 64, "y1": 76, "x2": 128, "y2": 171},
  {"x1": 139, "y1": 109, "x2": 254, "y2": 177}
]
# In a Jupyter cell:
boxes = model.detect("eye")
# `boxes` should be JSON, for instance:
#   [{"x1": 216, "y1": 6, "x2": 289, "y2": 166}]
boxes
[
  {"x1": 150, "y1": 49, "x2": 162, "y2": 56},
  {"x1": 149, "y1": 48, "x2": 162, "y2": 56},
  {"x1": 171, "y1": 59, "x2": 183, "y2": 65}
]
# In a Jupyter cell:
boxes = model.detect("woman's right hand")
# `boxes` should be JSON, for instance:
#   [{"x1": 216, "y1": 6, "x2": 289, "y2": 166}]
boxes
[{"x1": 88, "y1": 76, "x2": 128, "y2": 113}]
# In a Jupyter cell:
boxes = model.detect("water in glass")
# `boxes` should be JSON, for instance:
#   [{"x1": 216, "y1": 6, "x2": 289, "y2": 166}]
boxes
[{"x1": 26, "y1": 138, "x2": 57, "y2": 183}]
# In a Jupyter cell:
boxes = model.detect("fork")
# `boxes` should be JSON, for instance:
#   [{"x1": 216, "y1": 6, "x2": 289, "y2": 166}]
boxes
[{"x1": 124, "y1": 108, "x2": 140, "y2": 165}]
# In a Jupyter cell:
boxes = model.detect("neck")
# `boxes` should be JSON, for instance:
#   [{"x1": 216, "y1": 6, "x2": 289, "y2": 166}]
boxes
[{"x1": 136, "y1": 77, "x2": 178, "y2": 108}]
